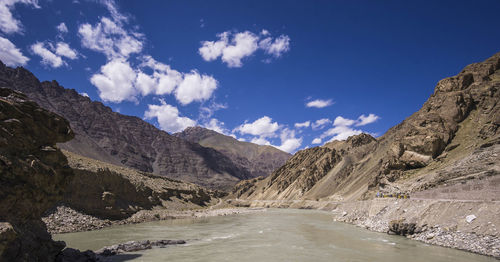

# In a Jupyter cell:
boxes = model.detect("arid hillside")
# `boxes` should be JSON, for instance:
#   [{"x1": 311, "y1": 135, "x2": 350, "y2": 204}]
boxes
[{"x1": 233, "y1": 52, "x2": 500, "y2": 202}]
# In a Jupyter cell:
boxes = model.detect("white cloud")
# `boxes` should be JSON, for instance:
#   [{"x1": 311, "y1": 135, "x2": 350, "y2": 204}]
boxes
[
  {"x1": 200, "y1": 101, "x2": 227, "y2": 119},
  {"x1": 306, "y1": 99, "x2": 333, "y2": 108},
  {"x1": 321, "y1": 125, "x2": 363, "y2": 141},
  {"x1": 259, "y1": 35, "x2": 290, "y2": 57},
  {"x1": 333, "y1": 116, "x2": 356, "y2": 127},
  {"x1": 235, "y1": 117, "x2": 302, "y2": 153},
  {"x1": 0, "y1": 36, "x2": 29, "y2": 66},
  {"x1": 234, "y1": 116, "x2": 279, "y2": 138},
  {"x1": 80, "y1": 4, "x2": 218, "y2": 106},
  {"x1": 277, "y1": 128, "x2": 302, "y2": 153},
  {"x1": 203, "y1": 118, "x2": 227, "y2": 134},
  {"x1": 90, "y1": 59, "x2": 138, "y2": 102},
  {"x1": 199, "y1": 31, "x2": 259, "y2": 68},
  {"x1": 56, "y1": 22, "x2": 68, "y2": 34},
  {"x1": 101, "y1": 0, "x2": 128, "y2": 24},
  {"x1": 294, "y1": 121, "x2": 310, "y2": 128},
  {"x1": 319, "y1": 113, "x2": 380, "y2": 142},
  {"x1": 199, "y1": 30, "x2": 291, "y2": 67},
  {"x1": 31, "y1": 41, "x2": 78, "y2": 68},
  {"x1": 251, "y1": 137, "x2": 271, "y2": 146},
  {"x1": 311, "y1": 118, "x2": 331, "y2": 130},
  {"x1": 31, "y1": 42, "x2": 64, "y2": 68},
  {"x1": 0, "y1": 0, "x2": 39, "y2": 34},
  {"x1": 311, "y1": 138, "x2": 322, "y2": 144},
  {"x1": 78, "y1": 17, "x2": 142, "y2": 60},
  {"x1": 55, "y1": 42, "x2": 78, "y2": 59},
  {"x1": 80, "y1": 92, "x2": 89, "y2": 97},
  {"x1": 144, "y1": 100, "x2": 196, "y2": 133},
  {"x1": 174, "y1": 71, "x2": 218, "y2": 105},
  {"x1": 90, "y1": 56, "x2": 218, "y2": 105},
  {"x1": 356, "y1": 113, "x2": 380, "y2": 126},
  {"x1": 136, "y1": 56, "x2": 182, "y2": 96}
]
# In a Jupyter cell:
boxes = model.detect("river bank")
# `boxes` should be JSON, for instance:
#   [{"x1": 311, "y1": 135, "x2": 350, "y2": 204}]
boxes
[
  {"x1": 42, "y1": 204, "x2": 266, "y2": 234},
  {"x1": 228, "y1": 198, "x2": 500, "y2": 258}
]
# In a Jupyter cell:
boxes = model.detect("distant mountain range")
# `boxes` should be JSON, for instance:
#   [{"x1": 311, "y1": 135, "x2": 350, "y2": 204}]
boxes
[
  {"x1": 174, "y1": 126, "x2": 291, "y2": 178},
  {"x1": 0, "y1": 61, "x2": 289, "y2": 191}
]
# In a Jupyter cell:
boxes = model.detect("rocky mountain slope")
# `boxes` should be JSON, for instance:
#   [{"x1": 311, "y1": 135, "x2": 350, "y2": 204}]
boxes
[
  {"x1": 0, "y1": 88, "x2": 74, "y2": 261},
  {"x1": 233, "y1": 52, "x2": 500, "y2": 202},
  {"x1": 0, "y1": 61, "x2": 253, "y2": 191},
  {"x1": 57, "y1": 150, "x2": 220, "y2": 220},
  {"x1": 174, "y1": 126, "x2": 291, "y2": 178}
]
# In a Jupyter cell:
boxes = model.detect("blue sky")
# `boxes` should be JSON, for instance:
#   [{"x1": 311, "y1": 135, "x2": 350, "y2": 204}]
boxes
[{"x1": 1, "y1": 0, "x2": 500, "y2": 153}]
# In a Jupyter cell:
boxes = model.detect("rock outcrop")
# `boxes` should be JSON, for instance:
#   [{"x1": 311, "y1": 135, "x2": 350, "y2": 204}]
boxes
[
  {"x1": 0, "y1": 88, "x2": 74, "y2": 261},
  {"x1": 0, "y1": 61, "x2": 252, "y2": 191},
  {"x1": 234, "y1": 52, "x2": 500, "y2": 202},
  {"x1": 174, "y1": 126, "x2": 291, "y2": 178}
]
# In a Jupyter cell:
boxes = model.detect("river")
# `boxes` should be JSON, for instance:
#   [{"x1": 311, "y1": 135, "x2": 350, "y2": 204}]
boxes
[{"x1": 54, "y1": 209, "x2": 495, "y2": 262}]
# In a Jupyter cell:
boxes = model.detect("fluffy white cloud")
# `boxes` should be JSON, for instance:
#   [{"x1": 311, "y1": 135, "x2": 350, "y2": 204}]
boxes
[
  {"x1": 203, "y1": 118, "x2": 227, "y2": 134},
  {"x1": 259, "y1": 35, "x2": 290, "y2": 57},
  {"x1": 78, "y1": 17, "x2": 142, "y2": 60},
  {"x1": 0, "y1": 0, "x2": 39, "y2": 34},
  {"x1": 56, "y1": 22, "x2": 68, "y2": 34},
  {"x1": 356, "y1": 113, "x2": 380, "y2": 126},
  {"x1": 306, "y1": 99, "x2": 333, "y2": 108},
  {"x1": 235, "y1": 117, "x2": 302, "y2": 153},
  {"x1": 199, "y1": 31, "x2": 258, "y2": 68},
  {"x1": 234, "y1": 116, "x2": 279, "y2": 138},
  {"x1": 136, "y1": 56, "x2": 182, "y2": 96},
  {"x1": 333, "y1": 116, "x2": 356, "y2": 127},
  {"x1": 31, "y1": 42, "x2": 63, "y2": 68},
  {"x1": 90, "y1": 59, "x2": 138, "y2": 102},
  {"x1": 311, "y1": 138, "x2": 322, "y2": 144},
  {"x1": 31, "y1": 41, "x2": 78, "y2": 68},
  {"x1": 321, "y1": 125, "x2": 363, "y2": 141},
  {"x1": 294, "y1": 121, "x2": 310, "y2": 128},
  {"x1": 277, "y1": 128, "x2": 302, "y2": 153},
  {"x1": 144, "y1": 100, "x2": 196, "y2": 133},
  {"x1": 311, "y1": 118, "x2": 331, "y2": 130},
  {"x1": 31, "y1": 42, "x2": 78, "y2": 68},
  {"x1": 90, "y1": 57, "x2": 217, "y2": 104},
  {"x1": 55, "y1": 42, "x2": 78, "y2": 59},
  {"x1": 319, "y1": 114, "x2": 380, "y2": 142},
  {"x1": 199, "y1": 30, "x2": 291, "y2": 67},
  {"x1": 174, "y1": 71, "x2": 218, "y2": 105},
  {"x1": 80, "y1": 92, "x2": 89, "y2": 97},
  {"x1": 0, "y1": 36, "x2": 29, "y2": 66},
  {"x1": 251, "y1": 137, "x2": 271, "y2": 146}
]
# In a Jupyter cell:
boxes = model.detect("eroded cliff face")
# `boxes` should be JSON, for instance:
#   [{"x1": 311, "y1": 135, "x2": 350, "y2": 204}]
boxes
[
  {"x1": 0, "y1": 88, "x2": 74, "y2": 261},
  {"x1": 234, "y1": 52, "x2": 500, "y2": 202}
]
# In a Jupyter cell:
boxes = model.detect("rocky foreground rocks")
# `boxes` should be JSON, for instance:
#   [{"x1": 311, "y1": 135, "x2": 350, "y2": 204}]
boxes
[
  {"x1": 56, "y1": 240, "x2": 186, "y2": 262},
  {"x1": 0, "y1": 88, "x2": 74, "y2": 261}
]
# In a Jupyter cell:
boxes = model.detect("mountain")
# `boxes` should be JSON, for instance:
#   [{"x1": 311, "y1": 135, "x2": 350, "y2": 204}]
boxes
[
  {"x1": 174, "y1": 126, "x2": 291, "y2": 178},
  {"x1": 0, "y1": 61, "x2": 252, "y2": 191},
  {"x1": 233, "y1": 52, "x2": 500, "y2": 202}
]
